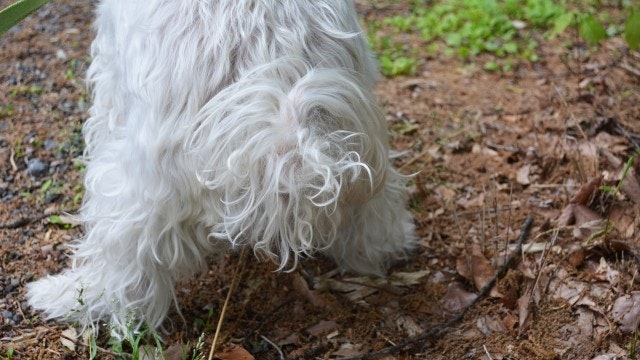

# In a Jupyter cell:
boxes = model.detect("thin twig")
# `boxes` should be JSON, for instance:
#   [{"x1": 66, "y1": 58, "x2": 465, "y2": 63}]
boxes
[
  {"x1": 9, "y1": 148, "x2": 18, "y2": 172},
  {"x1": 261, "y1": 335, "x2": 285, "y2": 360},
  {"x1": 483, "y1": 344, "x2": 495, "y2": 360},
  {"x1": 242, "y1": 297, "x2": 296, "y2": 341},
  {"x1": 336, "y1": 216, "x2": 535, "y2": 360},
  {"x1": 208, "y1": 249, "x2": 247, "y2": 360}
]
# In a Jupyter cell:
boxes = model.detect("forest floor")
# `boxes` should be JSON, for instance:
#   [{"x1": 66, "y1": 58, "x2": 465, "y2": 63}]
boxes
[{"x1": 1, "y1": 1, "x2": 640, "y2": 359}]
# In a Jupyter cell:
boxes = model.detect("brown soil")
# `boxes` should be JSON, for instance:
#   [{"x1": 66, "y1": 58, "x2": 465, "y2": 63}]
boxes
[{"x1": 2, "y1": 1, "x2": 640, "y2": 359}]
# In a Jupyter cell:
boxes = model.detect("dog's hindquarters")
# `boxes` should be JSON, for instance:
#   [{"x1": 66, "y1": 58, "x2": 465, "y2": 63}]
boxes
[
  {"x1": 27, "y1": 0, "x2": 415, "y2": 336},
  {"x1": 189, "y1": 59, "x2": 398, "y2": 270}
]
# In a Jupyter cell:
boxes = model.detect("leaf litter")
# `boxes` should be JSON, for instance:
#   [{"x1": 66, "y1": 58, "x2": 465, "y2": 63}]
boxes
[{"x1": 2, "y1": 1, "x2": 640, "y2": 359}]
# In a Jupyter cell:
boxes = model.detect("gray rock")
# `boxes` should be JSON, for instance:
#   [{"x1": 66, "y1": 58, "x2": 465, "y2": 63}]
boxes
[
  {"x1": 44, "y1": 139, "x2": 57, "y2": 151},
  {"x1": 27, "y1": 158, "x2": 49, "y2": 177}
]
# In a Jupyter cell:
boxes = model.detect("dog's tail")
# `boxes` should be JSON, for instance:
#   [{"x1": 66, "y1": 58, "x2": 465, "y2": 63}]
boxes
[{"x1": 188, "y1": 58, "x2": 389, "y2": 270}]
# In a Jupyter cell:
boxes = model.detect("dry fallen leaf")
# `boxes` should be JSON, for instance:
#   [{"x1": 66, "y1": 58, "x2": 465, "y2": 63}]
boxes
[
  {"x1": 389, "y1": 270, "x2": 430, "y2": 286},
  {"x1": 557, "y1": 204, "x2": 575, "y2": 227},
  {"x1": 215, "y1": 345, "x2": 255, "y2": 360},
  {"x1": 573, "y1": 204, "x2": 603, "y2": 225},
  {"x1": 611, "y1": 292, "x2": 640, "y2": 333},
  {"x1": 60, "y1": 327, "x2": 77, "y2": 352},
  {"x1": 305, "y1": 320, "x2": 338, "y2": 337},
  {"x1": 457, "y1": 192, "x2": 485, "y2": 209},
  {"x1": 516, "y1": 164, "x2": 532, "y2": 185},
  {"x1": 570, "y1": 176, "x2": 602, "y2": 205},
  {"x1": 331, "y1": 343, "x2": 364, "y2": 358},
  {"x1": 516, "y1": 292, "x2": 532, "y2": 335},
  {"x1": 441, "y1": 282, "x2": 476, "y2": 313},
  {"x1": 619, "y1": 168, "x2": 640, "y2": 204},
  {"x1": 609, "y1": 205, "x2": 636, "y2": 238},
  {"x1": 476, "y1": 315, "x2": 507, "y2": 336},
  {"x1": 470, "y1": 254, "x2": 498, "y2": 293},
  {"x1": 293, "y1": 273, "x2": 327, "y2": 308},
  {"x1": 394, "y1": 314, "x2": 423, "y2": 337}
]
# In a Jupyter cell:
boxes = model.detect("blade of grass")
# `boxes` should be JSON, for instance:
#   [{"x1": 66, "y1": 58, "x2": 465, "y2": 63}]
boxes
[{"x1": 0, "y1": 0, "x2": 51, "y2": 36}]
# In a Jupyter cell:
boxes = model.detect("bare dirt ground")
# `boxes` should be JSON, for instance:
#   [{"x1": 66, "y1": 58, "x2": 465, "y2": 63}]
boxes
[{"x1": 2, "y1": 1, "x2": 640, "y2": 359}]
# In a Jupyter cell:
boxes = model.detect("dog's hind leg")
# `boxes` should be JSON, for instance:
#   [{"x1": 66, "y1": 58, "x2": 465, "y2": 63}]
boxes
[{"x1": 324, "y1": 167, "x2": 416, "y2": 275}]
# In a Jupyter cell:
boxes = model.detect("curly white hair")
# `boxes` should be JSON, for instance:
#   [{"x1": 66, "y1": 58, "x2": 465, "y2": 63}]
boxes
[{"x1": 27, "y1": 0, "x2": 415, "y2": 336}]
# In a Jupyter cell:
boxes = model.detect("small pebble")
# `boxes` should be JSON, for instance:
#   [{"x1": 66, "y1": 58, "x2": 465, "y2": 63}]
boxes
[
  {"x1": 27, "y1": 158, "x2": 49, "y2": 177},
  {"x1": 10, "y1": 277, "x2": 19, "y2": 287},
  {"x1": 45, "y1": 192, "x2": 62, "y2": 203},
  {"x1": 56, "y1": 49, "x2": 68, "y2": 60},
  {"x1": 1, "y1": 310, "x2": 13, "y2": 319},
  {"x1": 44, "y1": 139, "x2": 57, "y2": 151}
]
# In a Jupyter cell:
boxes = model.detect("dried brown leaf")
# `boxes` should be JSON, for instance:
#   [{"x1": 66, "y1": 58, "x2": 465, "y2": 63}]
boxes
[
  {"x1": 609, "y1": 205, "x2": 636, "y2": 238},
  {"x1": 557, "y1": 204, "x2": 575, "y2": 227},
  {"x1": 470, "y1": 254, "x2": 496, "y2": 292},
  {"x1": 278, "y1": 333, "x2": 298, "y2": 347},
  {"x1": 389, "y1": 270, "x2": 430, "y2": 286},
  {"x1": 619, "y1": 168, "x2": 640, "y2": 204},
  {"x1": 305, "y1": 320, "x2": 338, "y2": 337},
  {"x1": 457, "y1": 192, "x2": 485, "y2": 209},
  {"x1": 566, "y1": 243, "x2": 586, "y2": 268},
  {"x1": 516, "y1": 292, "x2": 532, "y2": 335},
  {"x1": 441, "y1": 282, "x2": 476, "y2": 313},
  {"x1": 293, "y1": 273, "x2": 327, "y2": 308},
  {"x1": 455, "y1": 256, "x2": 473, "y2": 284},
  {"x1": 215, "y1": 345, "x2": 255, "y2": 360},
  {"x1": 611, "y1": 292, "x2": 640, "y2": 333},
  {"x1": 394, "y1": 314, "x2": 423, "y2": 337},
  {"x1": 502, "y1": 313, "x2": 518, "y2": 332},
  {"x1": 60, "y1": 328, "x2": 77, "y2": 352},
  {"x1": 331, "y1": 343, "x2": 364, "y2": 358},
  {"x1": 573, "y1": 204, "x2": 603, "y2": 227},
  {"x1": 476, "y1": 315, "x2": 507, "y2": 336},
  {"x1": 570, "y1": 176, "x2": 602, "y2": 205},
  {"x1": 551, "y1": 276, "x2": 588, "y2": 305},
  {"x1": 516, "y1": 164, "x2": 532, "y2": 185},
  {"x1": 165, "y1": 344, "x2": 189, "y2": 360}
]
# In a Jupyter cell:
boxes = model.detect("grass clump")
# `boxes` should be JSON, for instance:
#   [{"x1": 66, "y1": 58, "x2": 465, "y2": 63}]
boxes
[{"x1": 368, "y1": 0, "x2": 640, "y2": 76}]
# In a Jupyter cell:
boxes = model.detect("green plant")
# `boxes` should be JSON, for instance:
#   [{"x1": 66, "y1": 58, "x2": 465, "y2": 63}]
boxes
[
  {"x1": 584, "y1": 154, "x2": 637, "y2": 245},
  {"x1": 49, "y1": 214, "x2": 78, "y2": 229},
  {"x1": 0, "y1": 104, "x2": 15, "y2": 118},
  {"x1": 579, "y1": 14, "x2": 608, "y2": 46},
  {"x1": 600, "y1": 154, "x2": 635, "y2": 195},
  {"x1": 194, "y1": 306, "x2": 216, "y2": 334},
  {"x1": 5, "y1": 347, "x2": 15, "y2": 360},
  {"x1": 625, "y1": 8, "x2": 640, "y2": 50},
  {"x1": 64, "y1": 59, "x2": 77, "y2": 80},
  {"x1": 0, "y1": 0, "x2": 51, "y2": 36},
  {"x1": 107, "y1": 315, "x2": 166, "y2": 360},
  {"x1": 8, "y1": 84, "x2": 44, "y2": 98},
  {"x1": 628, "y1": 329, "x2": 639, "y2": 358},
  {"x1": 190, "y1": 333, "x2": 206, "y2": 360},
  {"x1": 368, "y1": 0, "x2": 640, "y2": 76},
  {"x1": 87, "y1": 333, "x2": 98, "y2": 360}
]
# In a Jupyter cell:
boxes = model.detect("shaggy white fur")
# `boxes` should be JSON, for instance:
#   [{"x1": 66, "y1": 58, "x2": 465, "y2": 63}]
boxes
[{"x1": 27, "y1": 0, "x2": 415, "y2": 336}]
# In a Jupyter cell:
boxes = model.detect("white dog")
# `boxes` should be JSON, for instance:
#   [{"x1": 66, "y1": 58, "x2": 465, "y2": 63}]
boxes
[{"x1": 27, "y1": 0, "x2": 415, "y2": 335}]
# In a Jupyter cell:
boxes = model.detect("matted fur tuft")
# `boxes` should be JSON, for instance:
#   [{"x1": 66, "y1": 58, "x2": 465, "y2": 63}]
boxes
[{"x1": 27, "y1": 0, "x2": 415, "y2": 336}]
